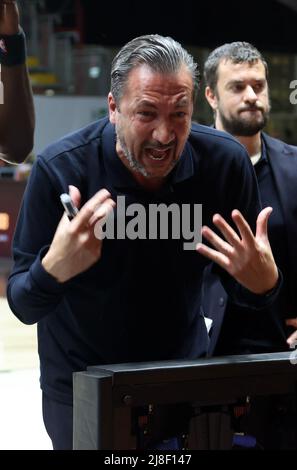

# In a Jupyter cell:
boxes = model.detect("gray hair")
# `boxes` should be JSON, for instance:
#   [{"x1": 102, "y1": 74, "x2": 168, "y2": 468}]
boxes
[
  {"x1": 204, "y1": 42, "x2": 268, "y2": 92},
  {"x1": 111, "y1": 34, "x2": 199, "y2": 105}
]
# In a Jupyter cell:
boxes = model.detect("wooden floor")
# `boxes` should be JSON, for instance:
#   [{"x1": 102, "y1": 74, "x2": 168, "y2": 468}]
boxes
[
  {"x1": 0, "y1": 263, "x2": 38, "y2": 371},
  {"x1": 0, "y1": 291, "x2": 38, "y2": 372},
  {"x1": 0, "y1": 369, "x2": 51, "y2": 449},
  {"x1": 0, "y1": 271, "x2": 51, "y2": 449}
]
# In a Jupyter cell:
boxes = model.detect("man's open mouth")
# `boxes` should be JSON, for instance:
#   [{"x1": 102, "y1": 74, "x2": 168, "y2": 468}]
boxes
[{"x1": 147, "y1": 148, "x2": 171, "y2": 161}]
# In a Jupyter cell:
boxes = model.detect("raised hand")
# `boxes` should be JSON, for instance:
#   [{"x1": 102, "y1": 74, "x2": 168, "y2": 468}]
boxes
[
  {"x1": 42, "y1": 186, "x2": 116, "y2": 283},
  {"x1": 196, "y1": 207, "x2": 279, "y2": 294},
  {"x1": 0, "y1": 1, "x2": 19, "y2": 35}
]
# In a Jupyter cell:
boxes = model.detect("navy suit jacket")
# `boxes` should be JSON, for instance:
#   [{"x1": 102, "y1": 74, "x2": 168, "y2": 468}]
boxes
[{"x1": 202, "y1": 132, "x2": 297, "y2": 356}]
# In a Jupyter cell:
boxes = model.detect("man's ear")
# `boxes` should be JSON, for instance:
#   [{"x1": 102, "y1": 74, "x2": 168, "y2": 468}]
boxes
[
  {"x1": 205, "y1": 86, "x2": 218, "y2": 111},
  {"x1": 108, "y1": 92, "x2": 117, "y2": 124}
]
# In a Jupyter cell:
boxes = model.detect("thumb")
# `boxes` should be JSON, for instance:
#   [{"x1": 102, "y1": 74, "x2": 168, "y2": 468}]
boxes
[
  {"x1": 286, "y1": 330, "x2": 297, "y2": 348},
  {"x1": 255, "y1": 206, "x2": 272, "y2": 239},
  {"x1": 68, "y1": 185, "x2": 81, "y2": 209}
]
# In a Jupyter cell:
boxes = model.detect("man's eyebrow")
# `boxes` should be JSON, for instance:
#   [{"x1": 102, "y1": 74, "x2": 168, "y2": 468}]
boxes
[
  {"x1": 175, "y1": 98, "x2": 190, "y2": 107},
  {"x1": 227, "y1": 79, "x2": 266, "y2": 86},
  {"x1": 136, "y1": 100, "x2": 157, "y2": 108},
  {"x1": 136, "y1": 98, "x2": 190, "y2": 108},
  {"x1": 227, "y1": 79, "x2": 245, "y2": 86}
]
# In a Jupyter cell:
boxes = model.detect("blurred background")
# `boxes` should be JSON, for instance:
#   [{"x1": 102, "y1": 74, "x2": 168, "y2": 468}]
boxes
[{"x1": 0, "y1": 0, "x2": 297, "y2": 449}]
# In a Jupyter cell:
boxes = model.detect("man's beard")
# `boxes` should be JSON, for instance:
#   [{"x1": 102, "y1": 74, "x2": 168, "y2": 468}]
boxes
[
  {"x1": 219, "y1": 106, "x2": 270, "y2": 137},
  {"x1": 115, "y1": 124, "x2": 182, "y2": 179},
  {"x1": 116, "y1": 125, "x2": 149, "y2": 177}
]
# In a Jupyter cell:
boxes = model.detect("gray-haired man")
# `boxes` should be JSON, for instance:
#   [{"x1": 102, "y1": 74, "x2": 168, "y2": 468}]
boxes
[{"x1": 8, "y1": 35, "x2": 280, "y2": 449}]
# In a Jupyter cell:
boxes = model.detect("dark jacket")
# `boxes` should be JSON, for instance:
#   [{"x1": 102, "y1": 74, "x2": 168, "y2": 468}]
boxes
[{"x1": 7, "y1": 119, "x2": 279, "y2": 403}]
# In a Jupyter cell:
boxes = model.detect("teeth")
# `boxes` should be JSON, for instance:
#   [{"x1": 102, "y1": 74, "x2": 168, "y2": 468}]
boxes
[
  {"x1": 147, "y1": 148, "x2": 169, "y2": 161},
  {"x1": 149, "y1": 153, "x2": 165, "y2": 161}
]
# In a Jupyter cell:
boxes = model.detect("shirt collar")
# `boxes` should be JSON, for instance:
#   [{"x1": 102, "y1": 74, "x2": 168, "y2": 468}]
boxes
[
  {"x1": 253, "y1": 136, "x2": 268, "y2": 167},
  {"x1": 211, "y1": 123, "x2": 268, "y2": 166}
]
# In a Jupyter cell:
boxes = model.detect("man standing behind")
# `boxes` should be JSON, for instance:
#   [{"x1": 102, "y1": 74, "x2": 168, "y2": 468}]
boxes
[
  {"x1": 0, "y1": 0, "x2": 35, "y2": 163},
  {"x1": 203, "y1": 42, "x2": 297, "y2": 448}
]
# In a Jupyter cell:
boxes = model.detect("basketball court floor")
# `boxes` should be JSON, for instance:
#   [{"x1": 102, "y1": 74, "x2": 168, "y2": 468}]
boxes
[{"x1": 0, "y1": 296, "x2": 52, "y2": 450}]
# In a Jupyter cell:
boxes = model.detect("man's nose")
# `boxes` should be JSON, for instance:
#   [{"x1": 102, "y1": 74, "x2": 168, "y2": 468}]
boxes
[
  {"x1": 152, "y1": 122, "x2": 175, "y2": 145},
  {"x1": 243, "y1": 85, "x2": 258, "y2": 102}
]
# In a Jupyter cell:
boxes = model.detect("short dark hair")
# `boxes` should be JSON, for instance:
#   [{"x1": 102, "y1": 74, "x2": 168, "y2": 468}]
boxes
[
  {"x1": 204, "y1": 42, "x2": 268, "y2": 92},
  {"x1": 111, "y1": 34, "x2": 200, "y2": 105}
]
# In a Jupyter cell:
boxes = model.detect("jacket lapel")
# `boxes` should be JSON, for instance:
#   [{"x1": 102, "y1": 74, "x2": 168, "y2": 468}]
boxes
[{"x1": 262, "y1": 132, "x2": 297, "y2": 310}]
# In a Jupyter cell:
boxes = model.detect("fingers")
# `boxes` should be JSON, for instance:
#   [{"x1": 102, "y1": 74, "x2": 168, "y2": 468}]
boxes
[
  {"x1": 201, "y1": 225, "x2": 234, "y2": 257},
  {"x1": 68, "y1": 185, "x2": 81, "y2": 210},
  {"x1": 287, "y1": 329, "x2": 297, "y2": 348},
  {"x1": 205, "y1": 211, "x2": 253, "y2": 252},
  {"x1": 285, "y1": 318, "x2": 297, "y2": 348},
  {"x1": 197, "y1": 212, "x2": 247, "y2": 271},
  {"x1": 211, "y1": 208, "x2": 272, "y2": 247},
  {"x1": 255, "y1": 206, "x2": 273, "y2": 239},
  {"x1": 199, "y1": 209, "x2": 265, "y2": 260},
  {"x1": 89, "y1": 198, "x2": 116, "y2": 226},
  {"x1": 231, "y1": 210, "x2": 255, "y2": 246},
  {"x1": 196, "y1": 242, "x2": 231, "y2": 271},
  {"x1": 70, "y1": 188, "x2": 115, "y2": 232},
  {"x1": 56, "y1": 210, "x2": 72, "y2": 232},
  {"x1": 212, "y1": 213, "x2": 241, "y2": 247}
]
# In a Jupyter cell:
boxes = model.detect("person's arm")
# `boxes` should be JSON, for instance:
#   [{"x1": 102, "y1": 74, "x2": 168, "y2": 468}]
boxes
[
  {"x1": 7, "y1": 158, "x2": 115, "y2": 325},
  {"x1": 0, "y1": 0, "x2": 35, "y2": 163},
  {"x1": 196, "y1": 141, "x2": 281, "y2": 309}
]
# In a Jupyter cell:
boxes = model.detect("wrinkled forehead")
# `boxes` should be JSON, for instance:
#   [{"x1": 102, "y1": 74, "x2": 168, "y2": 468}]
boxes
[{"x1": 124, "y1": 63, "x2": 195, "y2": 96}]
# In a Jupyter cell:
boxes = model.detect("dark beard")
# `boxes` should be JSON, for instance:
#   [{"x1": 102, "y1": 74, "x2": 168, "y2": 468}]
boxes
[{"x1": 220, "y1": 111, "x2": 269, "y2": 137}]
